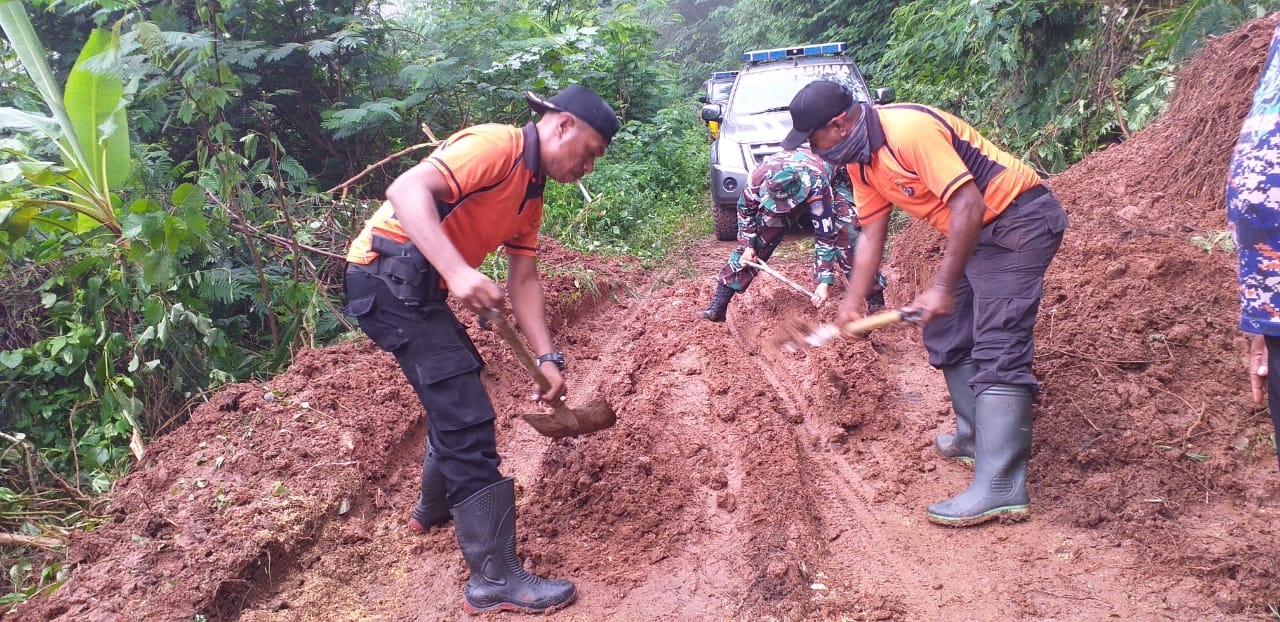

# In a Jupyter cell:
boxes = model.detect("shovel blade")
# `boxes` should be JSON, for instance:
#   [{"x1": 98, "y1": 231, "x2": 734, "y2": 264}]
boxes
[
  {"x1": 770, "y1": 317, "x2": 838, "y2": 352},
  {"x1": 770, "y1": 308, "x2": 918, "y2": 352},
  {"x1": 520, "y1": 398, "x2": 617, "y2": 438}
]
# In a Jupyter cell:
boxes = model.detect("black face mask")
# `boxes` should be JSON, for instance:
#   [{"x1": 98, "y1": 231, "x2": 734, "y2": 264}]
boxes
[{"x1": 815, "y1": 105, "x2": 870, "y2": 165}]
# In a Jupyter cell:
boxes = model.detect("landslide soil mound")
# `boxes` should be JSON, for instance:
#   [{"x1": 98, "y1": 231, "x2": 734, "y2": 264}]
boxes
[{"x1": 12, "y1": 15, "x2": 1280, "y2": 622}]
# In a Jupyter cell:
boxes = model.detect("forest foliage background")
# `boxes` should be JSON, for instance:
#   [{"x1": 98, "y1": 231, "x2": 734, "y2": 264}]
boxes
[{"x1": 1, "y1": 0, "x2": 1278, "y2": 607}]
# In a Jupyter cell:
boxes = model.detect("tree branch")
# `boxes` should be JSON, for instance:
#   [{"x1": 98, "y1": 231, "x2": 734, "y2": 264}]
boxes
[
  {"x1": 324, "y1": 123, "x2": 441, "y2": 198},
  {"x1": 0, "y1": 533, "x2": 64, "y2": 550}
]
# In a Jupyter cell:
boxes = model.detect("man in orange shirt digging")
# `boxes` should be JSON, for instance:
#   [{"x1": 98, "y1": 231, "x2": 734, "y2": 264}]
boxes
[
  {"x1": 343, "y1": 85, "x2": 616, "y2": 613},
  {"x1": 783, "y1": 80, "x2": 1068, "y2": 527}
]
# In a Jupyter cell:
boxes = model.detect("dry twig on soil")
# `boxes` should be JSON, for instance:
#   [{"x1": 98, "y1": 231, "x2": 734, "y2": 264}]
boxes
[{"x1": 0, "y1": 533, "x2": 64, "y2": 549}]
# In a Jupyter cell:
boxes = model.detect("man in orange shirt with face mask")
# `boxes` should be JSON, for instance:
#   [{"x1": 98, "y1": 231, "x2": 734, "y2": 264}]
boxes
[
  {"x1": 343, "y1": 85, "x2": 616, "y2": 614},
  {"x1": 783, "y1": 80, "x2": 1068, "y2": 528}
]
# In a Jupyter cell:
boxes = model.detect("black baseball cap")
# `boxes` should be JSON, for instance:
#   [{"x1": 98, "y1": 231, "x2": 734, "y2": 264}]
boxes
[
  {"x1": 525, "y1": 85, "x2": 620, "y2": 144},
  {"x1": 781, "y1": 80, "x2": 854, "y2": 150}
]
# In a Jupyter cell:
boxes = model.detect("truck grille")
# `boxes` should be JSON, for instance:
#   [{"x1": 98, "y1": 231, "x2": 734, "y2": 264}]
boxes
[{"x1": 747, "y1": 142, "x2": 783, "y2": 168}]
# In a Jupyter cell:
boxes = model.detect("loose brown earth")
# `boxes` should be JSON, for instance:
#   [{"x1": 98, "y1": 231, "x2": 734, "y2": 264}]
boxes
[{"x1": 12, "y1": 15, "x2": 1280, "y2": 622}]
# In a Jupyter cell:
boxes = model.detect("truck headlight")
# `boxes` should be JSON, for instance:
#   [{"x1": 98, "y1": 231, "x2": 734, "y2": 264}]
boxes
[{"x1": 714, "y1": 140, "x2": 747, "y2": 174}]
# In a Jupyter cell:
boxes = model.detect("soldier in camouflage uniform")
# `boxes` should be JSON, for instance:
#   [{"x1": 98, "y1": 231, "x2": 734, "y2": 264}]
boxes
[{"x1": 696, "y1": 148, "x2": 885, "y2": 322}]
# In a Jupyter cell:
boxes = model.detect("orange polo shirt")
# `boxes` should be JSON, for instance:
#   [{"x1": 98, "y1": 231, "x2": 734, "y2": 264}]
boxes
[
  {"x1": 346, "y1": 123, "x2": 545, "y2": 266},
  {"x1": 848, "y1": 104, "x2": 1042, "y2": 235}
]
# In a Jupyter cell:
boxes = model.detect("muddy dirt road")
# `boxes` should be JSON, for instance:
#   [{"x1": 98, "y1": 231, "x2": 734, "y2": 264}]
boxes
[
  {"x1": 17, "y1": 225, "x2": 1279, "y2": 621},
  {"x1": 14, "y1": 14, "x2": 1280, "y2": 622}
]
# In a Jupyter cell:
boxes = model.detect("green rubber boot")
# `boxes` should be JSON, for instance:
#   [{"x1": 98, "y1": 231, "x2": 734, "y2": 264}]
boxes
[
  {"x1": 935, "y1": 360, "x2": 978, "y2": 464},
  {"x1": 927, "y1": 384, "x2": 1033, "y2": 527}
]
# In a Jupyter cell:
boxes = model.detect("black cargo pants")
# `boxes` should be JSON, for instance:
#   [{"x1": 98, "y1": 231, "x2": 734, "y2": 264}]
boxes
[
  {"x1": 344, "y1": 267, "x2": 501, "y2": 504},
  {"x1": 922, "y1": 187, "x2": 1069, "y2": 396}
]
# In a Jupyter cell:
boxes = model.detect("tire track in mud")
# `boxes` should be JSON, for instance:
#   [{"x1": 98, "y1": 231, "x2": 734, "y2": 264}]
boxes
[
  {"x1": 730, "y1": 311, "x2": 924, "y2": 618},
  {"x1": 733, "y1": 276, "x2": 1211, "y2": 621},
  {"x1": 632, "y1": 242, "x2": 901, "y2": 619}
]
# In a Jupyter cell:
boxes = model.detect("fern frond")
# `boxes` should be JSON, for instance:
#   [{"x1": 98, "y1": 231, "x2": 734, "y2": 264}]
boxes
[
  {"x1": 331, "y1": 30, "x2": 369, "y2": 51},
  {"x1": 195, "y1": 267, "x2": 257, "y2": 305},
  {"x1": 266, "y1": 43, "x2": 305, "y2": 63},
  {"x1": 307, "y1": 39, "x2": 337, "y2": 59},
  {"x1": 133, "y1": 22, "x2": 167, "y2": 68},
  {"x1": 278, "y1": 157, "x2": 308, "y2": 183}
]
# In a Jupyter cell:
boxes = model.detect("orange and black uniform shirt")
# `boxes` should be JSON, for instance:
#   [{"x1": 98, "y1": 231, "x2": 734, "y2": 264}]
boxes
[
  {"x1": 848, "y1": 104, "x2": 1042, "y2": 235},
  {"x1": 346, "y1": 123, "x2": 545, "y2": 275}
]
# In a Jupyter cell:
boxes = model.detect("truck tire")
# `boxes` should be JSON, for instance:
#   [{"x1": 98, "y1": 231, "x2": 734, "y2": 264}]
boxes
[{"x1": 713, "y1": 205, "x2": 737, "y2": 241}]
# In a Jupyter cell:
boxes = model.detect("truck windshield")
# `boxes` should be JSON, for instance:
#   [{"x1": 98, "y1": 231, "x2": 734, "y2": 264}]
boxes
[
  {"x1": 729, "y1": 64, "x2": 868, "y2": 116},
  {"x1": 710, "y1": 79, "x2": 735, "y2": 102}
]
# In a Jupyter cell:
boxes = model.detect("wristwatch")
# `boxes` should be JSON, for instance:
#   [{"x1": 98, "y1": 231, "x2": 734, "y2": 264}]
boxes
[{"x1": 536, "y1": 352, "x2": 566, "y2": 371}]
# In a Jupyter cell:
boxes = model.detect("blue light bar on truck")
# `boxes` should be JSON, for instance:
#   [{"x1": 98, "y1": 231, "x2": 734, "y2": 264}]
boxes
[
  {"x1": 710, "y1": 71, "x2": 739, "y2": 80},
  {"x1": 743, "y1": 42, "x2": 846, "y2": 64}
]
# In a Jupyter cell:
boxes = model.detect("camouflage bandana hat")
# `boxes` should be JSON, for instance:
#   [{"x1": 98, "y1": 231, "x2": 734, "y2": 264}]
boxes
[{"x1": 758, "y1": 149, "x2": 828, "y2": 214}]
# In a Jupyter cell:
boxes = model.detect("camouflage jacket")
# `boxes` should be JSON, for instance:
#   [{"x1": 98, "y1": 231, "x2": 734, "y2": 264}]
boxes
[{"x1": 737, "y1": 148, "x2": 853, "y2": 285}]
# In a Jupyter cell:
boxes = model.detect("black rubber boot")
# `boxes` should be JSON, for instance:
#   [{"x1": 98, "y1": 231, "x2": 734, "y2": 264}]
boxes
[
  {"x1": 452, "y1": 478, "x2": 576, "y2": 614},
  {"x1": 408, "y1": 442, "x2": 450, "y2": 533},
  {"x1": 696, "y1": 284, "x2": 736, "y2": 323},
  {"x1": 935, "y1": 360, "x2": 978, "y2": 464},
  {"x1": 927, "y1": 384, "x2": 1033, "y2": 527},
  {"x1": 865, "y1": 290, "x2": 886, "y2": 313}
]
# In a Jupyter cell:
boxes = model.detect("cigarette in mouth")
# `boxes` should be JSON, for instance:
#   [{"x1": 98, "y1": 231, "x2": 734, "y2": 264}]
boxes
[{"x1": 577, "y1": 180, "x2": 593, "y2": 203}]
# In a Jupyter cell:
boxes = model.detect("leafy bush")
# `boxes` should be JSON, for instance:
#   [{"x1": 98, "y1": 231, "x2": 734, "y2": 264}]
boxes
[{"x1": 542, "y1": 105, "x2": 710, "y2": 261}]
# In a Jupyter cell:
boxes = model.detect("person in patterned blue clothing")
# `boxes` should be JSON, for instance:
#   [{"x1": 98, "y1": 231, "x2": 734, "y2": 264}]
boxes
[
  {"x1": 1228, "y1": 21, "x2": 1280, "y2": 471},
  {"x1": 696, "y1": 148, "x2": 885, "y2": 322}
]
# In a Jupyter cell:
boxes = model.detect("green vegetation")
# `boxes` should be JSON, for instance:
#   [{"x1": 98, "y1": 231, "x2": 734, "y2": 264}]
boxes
[
  {"x1": 1, "y1": 0, "x2": 1278, "y2": 611},
  {"x1": 543, "y1": 107, "x2": 711, "y2": 259},
  {"x1": 1191, "y1": 229, "x2": 1237, "y2": 253},
  {"x1": 681, "y1": 0, "x2": 1280, "y2": 174}
]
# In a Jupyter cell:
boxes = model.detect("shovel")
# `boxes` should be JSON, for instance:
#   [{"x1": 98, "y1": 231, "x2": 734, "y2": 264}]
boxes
[
  {"x1": 771, "y1": 307, "x2": 923, "y2": 352},
  {"x1": 482, "y1": 310, "x2": 617, "y2": 438},
  {"x1": 741, "y1": 258, "x2": 816, "y2": 301}
]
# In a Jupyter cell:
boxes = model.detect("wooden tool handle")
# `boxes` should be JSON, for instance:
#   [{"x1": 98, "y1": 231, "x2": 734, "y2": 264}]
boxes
[
  {"x1": 840, "y1": 308, "x2": 910, "y2": 335},
  {"x1": 742, "y1": 259, "x2": 813, "y2": 298},
  {"x1": 484, "y1": 310, "x2": 553, "y2": 394}
]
